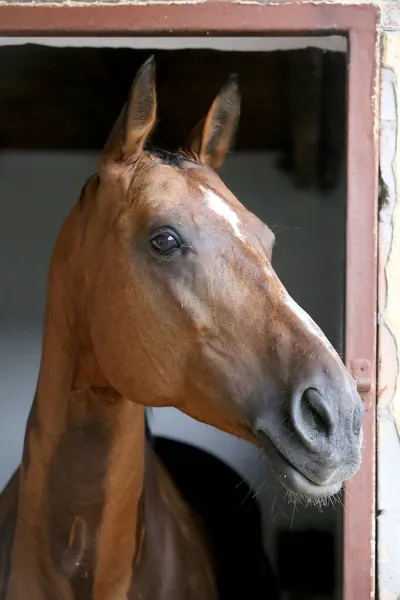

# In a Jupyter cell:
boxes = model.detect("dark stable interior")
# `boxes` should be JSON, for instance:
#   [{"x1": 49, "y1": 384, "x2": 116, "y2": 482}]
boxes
[{"x1": 0, "y1": 42, "x2": 346, "y2": 600}]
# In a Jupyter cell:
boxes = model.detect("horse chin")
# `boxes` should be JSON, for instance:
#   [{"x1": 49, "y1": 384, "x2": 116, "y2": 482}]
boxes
[
  {"x1": 258, "y1": 432, "x2": 343, "y2": 501},
  {"x1": 274, "y1": 456, "x2": 343, "y2": 501}
]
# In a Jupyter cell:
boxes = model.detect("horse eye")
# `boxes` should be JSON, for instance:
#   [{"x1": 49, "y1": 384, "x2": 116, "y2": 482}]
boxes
[{"x1": 150, "y1": 231, "x2": 181, "y2": 255}]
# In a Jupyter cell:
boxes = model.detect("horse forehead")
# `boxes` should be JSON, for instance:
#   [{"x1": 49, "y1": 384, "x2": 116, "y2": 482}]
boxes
[
  {"x1": 195, "y1": 184, "x2": 244, "y2": 239},
  {"x1": 135, "y1": 164, "x2": 191, "y2": 209},
  {"x1": 134, "y1": 164, "x2": 237, "y2": 222},
  {"x1": 194, "y1": 181, "x2": 273, "y2": 247},
  {"x1": 135, "y1": 165, "x2": 270, "y2": 248}
]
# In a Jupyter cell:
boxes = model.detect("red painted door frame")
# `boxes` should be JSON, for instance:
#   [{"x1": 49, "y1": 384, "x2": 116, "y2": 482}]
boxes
[{"x1": 0, "y1": 4, "x2": 380, "y2": 598}]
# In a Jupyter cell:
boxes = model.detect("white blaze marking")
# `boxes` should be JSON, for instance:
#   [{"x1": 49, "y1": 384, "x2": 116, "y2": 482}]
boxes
[
  {"x1": 200, "y1": 185, "x2": 245, "y2": 241},
  {"x1": 200, "y1": 185, "x2": 274, "y2": 279}
]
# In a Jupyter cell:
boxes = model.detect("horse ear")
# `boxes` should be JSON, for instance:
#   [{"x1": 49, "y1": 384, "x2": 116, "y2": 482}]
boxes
[
  {"x1": 102, "y1": 56, "x2": 157, "y2": 164},
  {"x1": 182, "y1": 75, "x2": 240, "y2": 170}
]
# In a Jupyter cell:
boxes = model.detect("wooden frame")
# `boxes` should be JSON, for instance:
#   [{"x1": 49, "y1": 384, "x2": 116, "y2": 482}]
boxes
[{"x1": 0, "y1": 3, "x2": 380, "y2": 598}]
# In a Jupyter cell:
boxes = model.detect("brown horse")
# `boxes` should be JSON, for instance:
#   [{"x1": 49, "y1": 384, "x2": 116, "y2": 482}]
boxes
[{"x1": 0, "y1": 57, "x2": 363, "y2": 600}]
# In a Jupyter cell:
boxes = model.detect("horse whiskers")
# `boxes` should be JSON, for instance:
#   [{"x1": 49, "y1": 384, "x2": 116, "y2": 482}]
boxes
[
  {"x1": 290, "y1": 498, "x2": 298, "y2": 529},
  {"x1": 284, "y1": 488, "x2": 337, "y2": 510}
]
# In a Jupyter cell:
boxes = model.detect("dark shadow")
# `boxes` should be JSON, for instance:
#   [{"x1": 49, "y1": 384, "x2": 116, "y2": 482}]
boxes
[{"x1": 152, "y1": 436, "x2": 281, "y2": 600}]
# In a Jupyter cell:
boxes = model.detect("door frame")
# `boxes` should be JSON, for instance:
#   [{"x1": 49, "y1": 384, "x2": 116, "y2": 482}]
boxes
[{"x1": 0, "y1": 3, "x2": 380, "y2": 598}]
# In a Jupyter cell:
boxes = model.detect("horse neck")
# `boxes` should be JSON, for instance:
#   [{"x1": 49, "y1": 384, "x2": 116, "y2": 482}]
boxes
[{"x1": 10, "y1": 208, "x2": 146, "y2": 599}]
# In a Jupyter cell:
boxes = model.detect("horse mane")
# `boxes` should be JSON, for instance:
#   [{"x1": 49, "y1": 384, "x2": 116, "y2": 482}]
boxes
[{"x1": 150, "y1": 148, "x2": 187, "y2": 168}]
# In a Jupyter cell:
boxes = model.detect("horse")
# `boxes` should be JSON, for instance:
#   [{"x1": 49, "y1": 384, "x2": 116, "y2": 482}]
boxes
[{"x1": 0, "y1": 56, "x2": 364, "y2": 600}]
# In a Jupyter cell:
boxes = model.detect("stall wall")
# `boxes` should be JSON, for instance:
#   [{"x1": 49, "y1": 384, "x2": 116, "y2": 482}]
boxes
[{"x1": 378, "y1": 36, "x2": 400, "y2": 600}]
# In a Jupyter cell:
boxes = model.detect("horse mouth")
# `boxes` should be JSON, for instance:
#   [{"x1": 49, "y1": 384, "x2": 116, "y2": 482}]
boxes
[{"x1": 257, "y1": 431, "x2": 342, "y2": 499}]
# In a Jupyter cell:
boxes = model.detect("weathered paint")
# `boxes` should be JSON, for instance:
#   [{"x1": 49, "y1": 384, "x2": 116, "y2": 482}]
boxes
[
  {"x1": 0, "y1": 0, "x2": 395, "y2": 30},
  {"x1": 381, "y1": 35, "x2": 400, "y2": 435},
  {"x1": 378, "y1": 34, "x2": 400, "y2": 600}
]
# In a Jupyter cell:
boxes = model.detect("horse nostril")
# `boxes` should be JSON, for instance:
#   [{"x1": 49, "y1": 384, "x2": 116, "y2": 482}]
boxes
[
  {"x1": 301, "y1": 388, "x2": 334, "y2": 438},
  {"x1": 291, "y1": 387, "x2": 335, "y2": 452}
]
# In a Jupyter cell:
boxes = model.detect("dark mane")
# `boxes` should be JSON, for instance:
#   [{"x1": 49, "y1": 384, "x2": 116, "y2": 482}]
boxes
[{"x1": 150, "y1": 148, "x2": 190, "y2": 168}]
